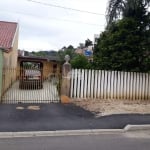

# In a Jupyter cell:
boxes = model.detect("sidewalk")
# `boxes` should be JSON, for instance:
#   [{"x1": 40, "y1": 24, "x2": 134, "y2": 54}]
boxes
[{"x1": 0, "y1": 103, "x2": 150, "y2": 132}]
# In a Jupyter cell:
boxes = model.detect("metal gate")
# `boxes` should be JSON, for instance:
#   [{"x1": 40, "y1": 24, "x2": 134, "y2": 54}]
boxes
[{"x1": 1, "y1": 67, "x2": 61, "y2": 104}]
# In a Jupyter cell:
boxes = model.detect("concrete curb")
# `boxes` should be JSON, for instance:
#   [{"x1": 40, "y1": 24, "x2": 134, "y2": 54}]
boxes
[
  {"x1": 0, "y1": 124, "x2": 150, "y2": 138},
  {"x1": 0, "y1": 129, "x2": 123, "y2": 138},
  {"x1": 124, "y1": 124, "x2": 150, "y2": 131}
]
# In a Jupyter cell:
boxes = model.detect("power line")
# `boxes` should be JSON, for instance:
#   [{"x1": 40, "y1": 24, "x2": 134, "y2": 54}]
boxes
[
  {"x1": 0, "y1": 9, "x2": 105, "y2": 27},
  {"x1": 27, "y1": 0, "x2": 105, "y2": 16}
]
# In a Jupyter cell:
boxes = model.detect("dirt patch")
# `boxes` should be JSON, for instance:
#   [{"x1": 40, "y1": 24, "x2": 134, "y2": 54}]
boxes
[{"x1": 71, "y1": 99, "x2": 150, "y2": 116}]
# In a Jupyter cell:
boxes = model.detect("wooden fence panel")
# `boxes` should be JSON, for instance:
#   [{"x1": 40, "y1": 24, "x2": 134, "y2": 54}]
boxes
[
  {"x1": 77, "y1": 69, "x2": 81, "y2": 98},
  {"x1": 87, "y1": 70, "x2": 91, "y2": 98},
  {"x1": 97, "y1": 70, "x2": 101, "y2": 98},
  {"x1": 70, "y1": 69, "x2": 150, "y2": 100},
  {"x1": 70, "y1": 69, "x2": 74, "y2": 98},
  {"x1": 84, "y1": 70, "x2": 88, "y2": 98}
]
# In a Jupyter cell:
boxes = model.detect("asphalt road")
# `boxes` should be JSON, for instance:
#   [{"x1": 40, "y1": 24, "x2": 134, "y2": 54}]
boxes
[
  {"x1": 0, "y1": 103, "x2": 150, "y2": 131},
  {"x1": 0, "y1": 132, "x2": 150, "y2": 150}
]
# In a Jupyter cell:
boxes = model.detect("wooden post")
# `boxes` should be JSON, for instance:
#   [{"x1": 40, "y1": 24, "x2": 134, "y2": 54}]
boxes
[{"x1": 61, "y1": 55, "x2": 71, "y2": 103}]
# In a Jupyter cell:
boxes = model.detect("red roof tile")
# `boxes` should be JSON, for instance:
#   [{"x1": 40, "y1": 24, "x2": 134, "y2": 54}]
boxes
[{"x1": 0, "y1": 21, "x2": 18, "y2": 50}]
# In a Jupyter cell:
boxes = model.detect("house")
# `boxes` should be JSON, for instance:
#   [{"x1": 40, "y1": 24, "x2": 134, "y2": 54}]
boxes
[
  {"x1": 17, "y1": 55, "x2": 61, "y2": 80},
  {"x1": 0, "y1": 21, "x2": 19, "y2": 99},
  {"x1": 75, "y1": 48, "x2": 83, "y2": 55},
  {"x1": 75, "y1": 46, "x2": 93, "y2": 62},
  {"x1": 0, "y1": 51, "x2": 3, "y2": 98}
]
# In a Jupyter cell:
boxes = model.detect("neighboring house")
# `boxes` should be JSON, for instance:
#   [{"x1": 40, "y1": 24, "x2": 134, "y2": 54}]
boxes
[
  {"x1": 75, "y1": 46, "x2": 93, "y2": 61},
  {"x1": 17, "y1": 55, "x2": 61, "y2": 80},
  {"x1": 0, "y1": 21, "x2": 19, "y2": 98},
  {"x1": 75, "y1": 48, "x2": 83, "y2": 55}
]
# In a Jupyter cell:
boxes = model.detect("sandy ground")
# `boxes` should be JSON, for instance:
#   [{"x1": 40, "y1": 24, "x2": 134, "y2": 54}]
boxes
[{"x1": 71, "y1": 99, "x2": 150, "y2": 116}]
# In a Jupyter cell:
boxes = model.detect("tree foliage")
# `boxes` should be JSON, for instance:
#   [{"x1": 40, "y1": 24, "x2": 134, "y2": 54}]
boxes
[
  {"x1": 58, "y1": 45, "x2": 76, "y2": 64},
  {"x1": 71, "y1": 54, "x2": 91, "y2": 69},
  {"x1": 94, "y1": 17, "x2": 150, "y2": 72},
  {"x1": 106, "y1": 0, "x2": 150, "y2": 26},
  {"x1": 85, "y1": 39, "x2": 93, "y2": 47},
  {"x1": 31, "y1": 51, "x2": 58, "y2": 57},
  {"x1": 94, "y1": 0, "x2": 150, "y2": 72}
]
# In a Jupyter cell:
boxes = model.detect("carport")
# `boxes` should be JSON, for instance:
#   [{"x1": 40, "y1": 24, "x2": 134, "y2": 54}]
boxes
[{"x1": 1, "y1": 56, "x2": 61, "y2": 104}]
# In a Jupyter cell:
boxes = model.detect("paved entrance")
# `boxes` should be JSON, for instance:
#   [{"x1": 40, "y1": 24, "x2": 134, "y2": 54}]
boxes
[
  {"x1": 2, "y1": 80, "x2": 60, "y2": 104},
  {"x1": 1, "y1": 67, "x2": 60, "y2": 104}
]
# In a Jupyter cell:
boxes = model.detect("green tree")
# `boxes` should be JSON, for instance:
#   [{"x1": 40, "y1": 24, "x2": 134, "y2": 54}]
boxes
[
  {"x1": 71, "y1": 54, "x2": 90, "y2": 69},
  {"x1": 106, "y1": 0, "x2": 150, "y2": 26},
  {"x1": 31, "y1": 51, "x2": 46, "y2": 57},
  {"x1": 93, "y1": 0, "x2": 150, "y2": 72},
  {"x1": 58, "y1": 45, "x2": 76, "y2": 64},
  {"x1": 85, "y1": 39, "x2": 93, "y2": 47},
  {"x1": 94, "y1": 17, "x2": 150, "y2": 72}
]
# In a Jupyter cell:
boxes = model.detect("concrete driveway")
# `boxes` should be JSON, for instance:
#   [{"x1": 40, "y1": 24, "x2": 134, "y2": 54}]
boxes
[
  {"x1": 2, "y1": 80, "x2": 60, "y2": 104},
  {"x1": 0, "y1": 103, "x2": 150, "y2": 132}
]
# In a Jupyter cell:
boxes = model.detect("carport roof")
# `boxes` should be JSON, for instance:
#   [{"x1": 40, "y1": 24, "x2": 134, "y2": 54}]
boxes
[
  {"x1": 18, "y1": 56, "x2": 48, "y2": 62},
  {"x1": 18, "y1": 56, "x2": 60, "y2": 62}
]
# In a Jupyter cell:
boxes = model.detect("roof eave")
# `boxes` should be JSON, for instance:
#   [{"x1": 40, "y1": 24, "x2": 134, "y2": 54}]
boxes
[
  {"x1": 18, "y1": 56, "x2": 48, "y2": 62},
  {"x1": 11, "y1": 23, "x2": 18, "y2": 48}
]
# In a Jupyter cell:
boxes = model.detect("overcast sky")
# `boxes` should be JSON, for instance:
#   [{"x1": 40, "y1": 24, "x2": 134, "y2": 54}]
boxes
[{"x1": 0, "y1": 0, "x2": 108, "y2": 51}]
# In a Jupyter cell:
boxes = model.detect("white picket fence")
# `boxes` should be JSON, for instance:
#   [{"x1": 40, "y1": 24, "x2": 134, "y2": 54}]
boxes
[{"x1": 70, "y1": 69, "x2": 150, "y2": 100}]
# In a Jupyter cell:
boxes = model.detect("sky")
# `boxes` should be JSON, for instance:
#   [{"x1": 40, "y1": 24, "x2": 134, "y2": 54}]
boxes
[{"x1": 0, "y1": 0, "x2": 108, "y2": 51}]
